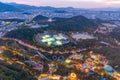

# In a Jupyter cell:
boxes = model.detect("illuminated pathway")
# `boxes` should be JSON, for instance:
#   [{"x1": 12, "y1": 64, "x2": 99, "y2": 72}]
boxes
[
  {"x1": 1, "y1": 38, "x2": 40, "y2": 50},
  {"x1": 1, "y1": 37, "x2": 86, "y2": 54}
]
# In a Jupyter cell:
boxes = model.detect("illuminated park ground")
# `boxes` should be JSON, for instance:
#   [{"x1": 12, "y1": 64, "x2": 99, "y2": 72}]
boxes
[{"x1": 35, "y1": 33, "x2": 70, "y2": 47}]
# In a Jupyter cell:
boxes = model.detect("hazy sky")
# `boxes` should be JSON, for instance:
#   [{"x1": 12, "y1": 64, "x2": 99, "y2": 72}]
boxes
[{"x1": 1, "y1": 0, "x2": 120, "y2": 8}]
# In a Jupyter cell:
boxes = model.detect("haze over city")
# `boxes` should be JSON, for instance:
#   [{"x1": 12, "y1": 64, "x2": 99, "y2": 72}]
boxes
[{"x1": 1, "y1": 0, "x2": 120, "y2": 8}]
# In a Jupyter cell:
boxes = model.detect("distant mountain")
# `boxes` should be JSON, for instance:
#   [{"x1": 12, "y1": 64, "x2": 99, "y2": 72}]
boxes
[
  {"x1": 7, "y1": 3, "x2": 75, "y2": 11},
  {"x1": 0, "y1": 2, "x2": 22, "y2": 12},
  {"x1": 8, "y1": 3, "x2": 56, "y2": 10},
  {"x1": 49, "y1": 15, "x2": 97, "y2": 31},
  {"x1": 32, "y1": 15, "x2": 49, "y2": 22},
  {"x1": 91, "y1": 8, "x2": 120, "y2": 11},
  {"x1": 53, "y1": 17, "x2": 68, "y2": 21},
  {"x1": 0, "y1": 18, "x2": 25, "y2": 22},
  {"x1": 2, "y1": 2, "x2": 119, "y2": 12},
  {"x1": 54, "y1": 10, "x2": 67, "y2": 13},
  {"x1": 57, "y1": 7, "x2": 75, "y2": 11},
  {"x1": 39, "y1": 6, "x2": 56, "y2": 10},
  {"x1": 7, "y1": 3, "x2": 38, "y2": 10}
]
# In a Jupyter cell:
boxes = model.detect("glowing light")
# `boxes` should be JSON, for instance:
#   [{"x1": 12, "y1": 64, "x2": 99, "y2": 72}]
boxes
[
  {"x1": 65, "y1": 59, "x2": 71, "y2": 64},
  {"x1": 70, "y1": 73, "x2": 77, "y2": 78},
  {"x1": 38, "y1": 33, "x2": 69, "y2": 46},
  {"x1": 84, "y1": 68, "x2": 90, "y2": 73}
]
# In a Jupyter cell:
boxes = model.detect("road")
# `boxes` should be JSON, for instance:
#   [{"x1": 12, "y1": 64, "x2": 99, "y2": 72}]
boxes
[{"x1": 1, "y1": 37, "x2": 85, "y2": 54}]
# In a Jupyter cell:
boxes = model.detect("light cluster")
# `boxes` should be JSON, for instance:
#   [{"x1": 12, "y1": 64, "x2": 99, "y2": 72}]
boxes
[{"x1": 39, "y1": 33, "x2": 69, "y2": 46}]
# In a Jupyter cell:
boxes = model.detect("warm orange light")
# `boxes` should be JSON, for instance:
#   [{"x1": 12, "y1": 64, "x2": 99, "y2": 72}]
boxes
[
  {"x1": 101, "y1": 72, "x2": 105, "y2": 76},
  {"x1": 70, "y1": 73, "x2": 77, "y2": 78},
  {"x1": 97, "y1": 66, "x2": 101, "y2": 70},
  {"x1": 84, "y1": 68, "x2": 89, "y2": 73},
  {"x1": 90, "y1": 51, "x2": 93, "y2": 54}
]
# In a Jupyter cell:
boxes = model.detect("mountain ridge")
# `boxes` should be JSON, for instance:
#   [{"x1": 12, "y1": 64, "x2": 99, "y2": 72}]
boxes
[
  {"x1": 0, "y1": 2, "x2": 22, "y2": 12},
  {"x1": 49, "y1": 15, "x2": 97, "y2": 31}
]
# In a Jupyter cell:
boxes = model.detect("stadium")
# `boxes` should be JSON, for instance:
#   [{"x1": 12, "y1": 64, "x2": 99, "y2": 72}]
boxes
[{"x1": 35, "y1": 32, "x2": 70, "y2": 47}]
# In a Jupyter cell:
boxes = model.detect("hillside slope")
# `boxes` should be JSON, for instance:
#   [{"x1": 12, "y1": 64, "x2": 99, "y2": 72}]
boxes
[
  {"x1": 49, "y1": 15, "x2": 97, "y2": 31},
  {"x1": 0, "y1": 2, "x2": 22, "y2": 12}
]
